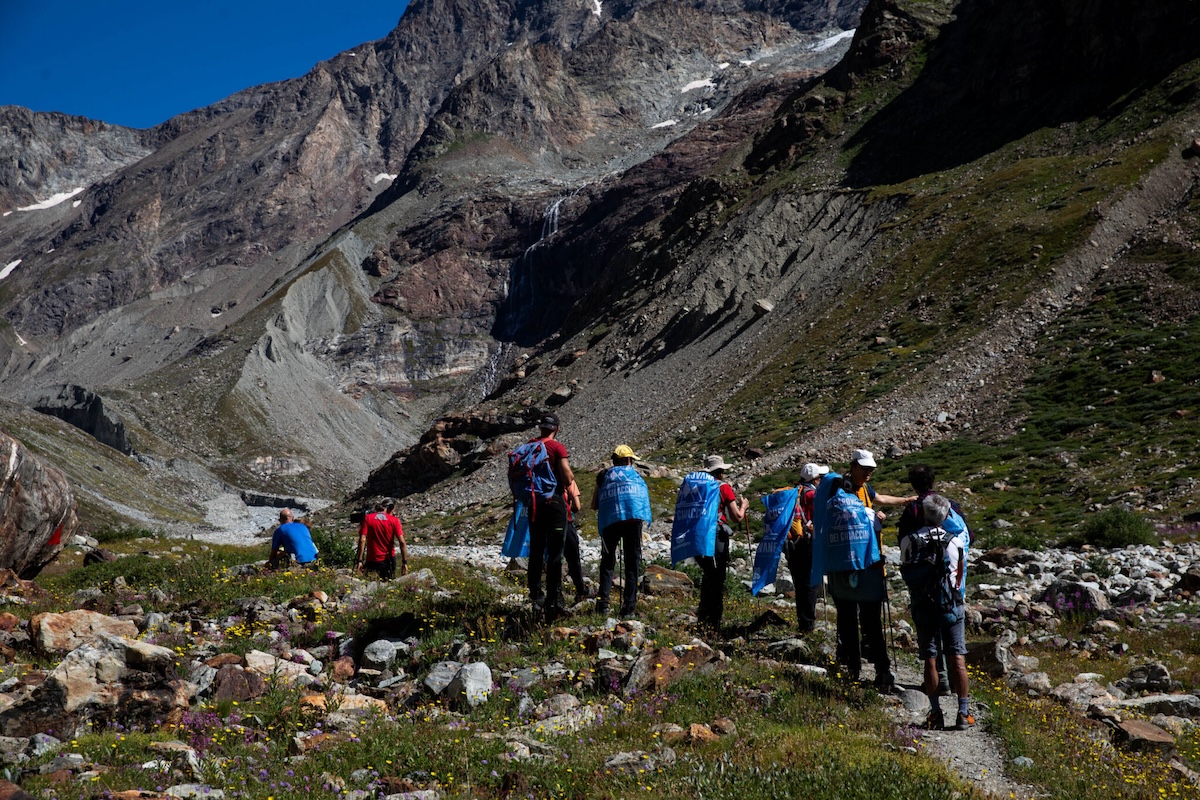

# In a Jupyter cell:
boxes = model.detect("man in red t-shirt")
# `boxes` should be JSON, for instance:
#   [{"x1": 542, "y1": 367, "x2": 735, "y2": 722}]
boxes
[
  {"x1": 356, "y1": 499, "x2": 405, "y2": 579},
  {"x1": 525, "y1": 413, "x2": 575, "y2": 620},
  {"x1": 696, "y1": 454, "x2": 748, "y2": 629}
]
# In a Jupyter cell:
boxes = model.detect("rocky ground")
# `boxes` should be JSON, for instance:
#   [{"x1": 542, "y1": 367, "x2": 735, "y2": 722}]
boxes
[{"x1": 3, "y1": 528, "x2": 1200, "y2": 798}]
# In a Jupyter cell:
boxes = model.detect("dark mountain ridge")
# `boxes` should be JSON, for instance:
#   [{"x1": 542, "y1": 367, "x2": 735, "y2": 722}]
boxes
[{"x1": 0, "y1": 0, "x2": 867, "y2": 529}]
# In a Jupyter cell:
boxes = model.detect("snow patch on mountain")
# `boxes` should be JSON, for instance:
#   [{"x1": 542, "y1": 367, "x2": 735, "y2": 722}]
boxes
[
  {"x1": 17, "y1": 188, "x2": 84, "y2": 211},
  {"x1": 810, "y1": 29, "x2": 856, "y2": 52},
  {"x1": 681, "y1": 79, "x2": 715, "y2": 93}
]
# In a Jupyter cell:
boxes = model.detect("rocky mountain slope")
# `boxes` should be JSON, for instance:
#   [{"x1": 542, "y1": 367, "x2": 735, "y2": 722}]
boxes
[
  {"x1": 0, "y1": 0, "x2": 867, "y2": 532},
  {"x1": 364, "y1": 0, "x2": 1200, "y2": 540},
  {"x1": 3, "y1": 0, "x2": 1200, "y2": 545}
]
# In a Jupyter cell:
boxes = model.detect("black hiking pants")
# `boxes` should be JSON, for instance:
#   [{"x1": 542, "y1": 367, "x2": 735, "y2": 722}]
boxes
[
  {"x1": 598, "y1": 519, "x2": 642, "y2": 614},
  {"x1": 784, "y1": 537, "x2": 820, "y2": 632},
  {"x1": 696, "y1": 525, "x2": 731, "y2": 629},
  {"x1": 528, "y1": 495, "x2": 568, "y2": 612}
]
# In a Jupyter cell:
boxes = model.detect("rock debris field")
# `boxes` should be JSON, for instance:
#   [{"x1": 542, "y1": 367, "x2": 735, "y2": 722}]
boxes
[{"x1": 4, "y1": 532, "x2": 1200, "y2": 798}]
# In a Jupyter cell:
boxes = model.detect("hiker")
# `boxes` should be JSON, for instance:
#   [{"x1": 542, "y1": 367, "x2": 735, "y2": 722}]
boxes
[
  {"x1": 696, "y1": 455, "x2": 748, "y2": 630},
  {"x1": 268, "y1": 508, "x2": 318, "y2": 569},
  {"x1": 590, "y1": 444, "x2": 652, "y2": 617},
  {"x1": 899, "y1": 493, "x2": 972, "y2": 730},
  {"x1": 510, "y1": 412, "x2": 576, "y2": 620},
  {"x1": 783, "y1": 462, "x2": 827, "y2": 633},
  {"x1": 356, "y1": 499, "x2": 407, "y2": 579},
  {"x1": 822, "y1": 449, "x2": 913, "y2": 690},
  {"x1": 845, "y1": 448, "x2": 915, "y2": 523},
  {"x1": 898, "y1": 463, "x2": 971, "y2": 694}
]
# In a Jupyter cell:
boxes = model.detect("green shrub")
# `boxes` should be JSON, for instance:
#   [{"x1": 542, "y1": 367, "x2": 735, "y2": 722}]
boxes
[
  {"x1": 1060, "y1": 507, "x2": 1157, "y2": 548},
  {"x1": 91, "y1": 526, "x2": 158, "y2": 544},
  {"x1": 311, "y1": 527, "x2": 356, "y2": 568}
]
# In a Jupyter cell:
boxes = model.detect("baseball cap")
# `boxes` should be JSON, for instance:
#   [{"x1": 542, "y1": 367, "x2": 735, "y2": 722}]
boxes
[
  {"x1": 538, "y1": 412, "x2": 560, "y2": 431},
  {"x1": 851, "y1": 449, "x2": 877, "y2": 468},
  {"x1": 613, "y1": 444, "x2": 639, "y2": 460},
  {"x1": 800, "y1": 463, "x2": 829, "y2": 482}
]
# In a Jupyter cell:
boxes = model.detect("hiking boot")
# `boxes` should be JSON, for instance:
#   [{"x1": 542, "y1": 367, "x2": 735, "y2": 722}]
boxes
[
  {"x1": 937, "y1": 673, "x2": 951, "y2": 696},
  {"x1": 873, "y1": 673, "x2": 895, "y2": 694},
  {"x1": 574, "y1": 587, "x2": 596, "y2": 605},
  {"x1": 595, "y1": 600, "x2": 610, "y2": 615},
  {"x1": 619, "y1": 607, "x2": 637, "y2": 619},
  {"x1": 926, "y1": 707, "x2": 945, "y2": 730},
  {"x1": 954, "y1": 711, "x2": 975, "y2": 731}
]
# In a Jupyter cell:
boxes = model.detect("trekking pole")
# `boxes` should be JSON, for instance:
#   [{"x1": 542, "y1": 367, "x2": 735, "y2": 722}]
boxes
[
  {"x1": 617, "y1": 539, "x2": 624, "y2": 603},
  {"x1": 884, "y1": 588, "x2": 898, "y2": 677},
  {"x1": 743, "y1": 515, "x2": 754, "y2": 563}
]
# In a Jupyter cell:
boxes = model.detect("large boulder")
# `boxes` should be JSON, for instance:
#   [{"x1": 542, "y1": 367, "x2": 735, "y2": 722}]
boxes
[
  {"x1": 624, "y1": 641, "x2": 724, "y2": 696},
  {"x1": 31, "y1": 611, "x2": 139, "y2": 655},
  {"x1": 0, "y1": 635, "x2": 192, "y2": 737},
  {"x1": 0, "y1": 430, "x2": 76, "y2": 578}
]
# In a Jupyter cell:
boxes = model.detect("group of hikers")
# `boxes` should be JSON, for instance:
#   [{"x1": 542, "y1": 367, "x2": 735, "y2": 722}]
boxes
[
  {"x1": 266, "y1": 498, "x2": 409, "y2": 580},
  {"x1": 507, "y1": 415, "x2": 976, "y2": 731}
]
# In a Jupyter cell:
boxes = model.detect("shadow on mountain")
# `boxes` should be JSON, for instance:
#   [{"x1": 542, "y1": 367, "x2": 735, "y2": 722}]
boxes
[{"x1": 843, "y1": 0, "x2": 1200, "y2": 188}]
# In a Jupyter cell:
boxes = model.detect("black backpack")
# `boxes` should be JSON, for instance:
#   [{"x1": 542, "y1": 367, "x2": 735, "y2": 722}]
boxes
[{"x1": 900, "y1": 527, "x2": 961, "y2": 624}]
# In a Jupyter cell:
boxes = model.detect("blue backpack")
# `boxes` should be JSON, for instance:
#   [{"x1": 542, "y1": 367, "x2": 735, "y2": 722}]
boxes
[
  {"x1": 671, "y1": 471, "x2": 722, "y2": 564},
  {"x1": 508, "y1": 440, "x2": 559, "y2": 511}
]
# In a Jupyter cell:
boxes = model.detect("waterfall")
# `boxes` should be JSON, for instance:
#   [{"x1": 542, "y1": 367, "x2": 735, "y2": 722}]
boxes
[
  {"x1": 496, "y1": 190, "x2": 581, "y2": 342},
  {"x1": 477, "y1": 341, "x2": 516, "y2": 399}
]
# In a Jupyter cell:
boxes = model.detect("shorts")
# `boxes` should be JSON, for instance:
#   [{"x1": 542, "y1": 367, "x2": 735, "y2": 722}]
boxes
[
  {"x1": 363, "y1": 559, "x2": 395, "y2": 580},
  {"x1": 912, "y1": 603, "x2": 966, "y2": 660}
]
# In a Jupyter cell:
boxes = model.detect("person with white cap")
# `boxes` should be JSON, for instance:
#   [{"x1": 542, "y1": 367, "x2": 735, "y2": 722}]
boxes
[
  {"x1": 696, "y1": 454, "x2": 749, "y2": 630},
  {"x1": 590, "y1": 444, "x2": 652, "y2": 617},
  {"x1": 827, "y1": 448, "x2": 915, "y2": 690},
  {"x1": 782, "y1": 462, "x2": 828, "y2": 632}
]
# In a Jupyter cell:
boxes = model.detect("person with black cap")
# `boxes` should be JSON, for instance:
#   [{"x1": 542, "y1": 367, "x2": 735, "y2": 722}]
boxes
[
  {"x1": 356, "y1": 498, "x2": 407, "y2": 579},
  {"x1": 696, "y1": 454, "x2": 748, "y2": 630},
  {"x1": 590, "y1": 444, "x2": 652, "y2": 617},
  {"x1": 516, "y1": 412, "x2": 575, "y2": 620}
]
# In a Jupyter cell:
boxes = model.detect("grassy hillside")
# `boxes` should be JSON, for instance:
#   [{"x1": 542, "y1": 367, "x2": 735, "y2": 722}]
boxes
[{"x1": 635, "y1": 1, "x2": 1200, "y2": 547}]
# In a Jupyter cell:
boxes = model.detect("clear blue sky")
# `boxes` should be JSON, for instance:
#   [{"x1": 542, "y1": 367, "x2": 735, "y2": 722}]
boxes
[{"x1": 0, "y1": 1, "x2": 411, "y2": 129}]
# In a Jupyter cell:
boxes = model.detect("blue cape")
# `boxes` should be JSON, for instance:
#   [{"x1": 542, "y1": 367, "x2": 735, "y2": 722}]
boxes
[
  {"x1": 597, "y1": 465, "x2": 653, "y2": 530},
  {"x1": 671, "y1": 471, "x2": 720, "y2": 564},
  {"x1": 751, "y1": 487, "x2": 798, "y2": 596},
  {"x1": 810, "y1": 472, "x2": 882, "y2": 585},
  {"x1": 501, "y1": 501, "x2": 531, "y2": 558}
]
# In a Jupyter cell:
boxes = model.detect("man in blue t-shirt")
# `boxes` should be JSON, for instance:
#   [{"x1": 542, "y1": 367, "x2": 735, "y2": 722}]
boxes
[{"x1": 268, "y1": 508, "x2": 318, "y2": 568}]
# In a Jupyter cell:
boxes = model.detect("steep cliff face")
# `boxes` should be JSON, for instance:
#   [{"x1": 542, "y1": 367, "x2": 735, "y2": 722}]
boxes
[
  {"x1": 358, "y1": 0, "x2": 1200, "y2": 535},
  {"x1": 0, "y1": 0, "x2": 869, "y2": 526},
  {"x1": 0, "y1": 108, "x2": 153, "y2": 213}
]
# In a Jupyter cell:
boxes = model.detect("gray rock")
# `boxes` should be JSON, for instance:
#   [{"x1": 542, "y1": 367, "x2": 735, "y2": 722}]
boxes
[
  {"x1": 1012, "y1": 756, "x2": 1034, "y2": 768},
  {"x1": 447, "y1": 662, "x2": 491, "y2": 708},
  {"x1": 166, "y1": 785, "x2": 224, "y2": 799},
  {"x1": 900, "y1": 689, "x2": 930, "y2": 714},
  {"x1": 1008, "y1": 672, "x2": 1053, "y2": 695},
  {"x1": 29, "y1": 732, "x2": 62, "y2": 757},
  {"x1": 0, "y1": 735, "x2": 29, "y2": 764},
  {"x1": 423, "y1": 661, "x2": 464, "y2": 696},
  {"x1": 766, "y1": 638, "x2": 817, "y2": 663},
  {"x1": 536, "y1": 693, "x2": 580, "y2": 719},
  {"x1": 1119, "y1": 694, "x2": 1200, "y2": 719},
  {"x1": 0, "y1": 430, "x2": 77, "y2": 577},
  {"x1": 361, "y1": 640, "x2": 398, "y2": 671}
]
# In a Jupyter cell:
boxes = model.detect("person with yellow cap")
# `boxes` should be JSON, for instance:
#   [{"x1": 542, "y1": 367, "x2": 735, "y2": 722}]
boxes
[{"x1": 590, "y1": 445, "x2": 653, "y2": 617}]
